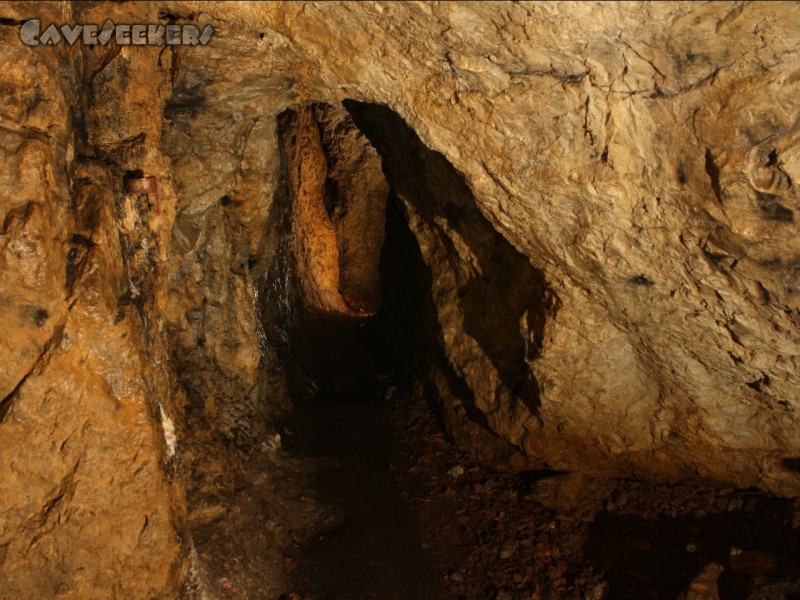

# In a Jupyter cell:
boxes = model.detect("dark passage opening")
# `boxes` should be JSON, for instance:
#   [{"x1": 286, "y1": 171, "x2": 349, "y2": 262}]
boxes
[
  {"x1": 264, "y1": 99, "x2": 556, "y2": 600},
  {"x1": 271, "y1": 103, "x2": 447, "y2": 600},
  {"x1": 278, "y1": 198, "x2": 443, "y2": 600},
  {"x1": 343, "y1": 100, "x2": 552, "y2": 420}
]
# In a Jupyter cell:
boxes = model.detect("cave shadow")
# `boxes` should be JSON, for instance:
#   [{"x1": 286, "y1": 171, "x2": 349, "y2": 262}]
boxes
[
  {"x1": 781, "y1": 457, "x2": 800, "y2": 473},
  {"x1": 274, "y1": 180, "x2": 452, "y2": 600},
  {"x1": 271, "y1": 99, "x2": 568, "y2": 597},
  {"x1": 343, "y1": 99, "x2": 554, "y2": 418},
  {"x1": 583, "y1": 495, "x2": 800, "y2": 600},
  {"x1": 371, "y1": 190, "x2": 500, "y2": 437}
]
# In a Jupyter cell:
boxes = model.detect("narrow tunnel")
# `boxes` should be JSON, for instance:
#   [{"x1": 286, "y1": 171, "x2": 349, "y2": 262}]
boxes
[
  {"x1": 270, "y1": 100, "x2": 553, "y2": 423},
  {"x1": 250, "y1": 101, "x2": 558, "y2": 599}
]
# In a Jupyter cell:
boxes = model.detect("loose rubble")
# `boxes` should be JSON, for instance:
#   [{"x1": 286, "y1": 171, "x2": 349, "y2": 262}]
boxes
[{"x1": 390, "y1": 388, "x2": 800, "y2": 600}]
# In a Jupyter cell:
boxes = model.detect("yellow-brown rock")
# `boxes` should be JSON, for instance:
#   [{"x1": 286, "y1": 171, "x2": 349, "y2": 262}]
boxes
[{"x1": 1, "y1": 2, "x2": 800, "y2": 597}]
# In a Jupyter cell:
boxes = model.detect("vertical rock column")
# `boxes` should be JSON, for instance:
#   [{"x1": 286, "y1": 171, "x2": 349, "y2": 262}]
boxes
[
  {"x1": 280, "y1": 107, "x2": 349, "y2": 313},
  {"x1": 313, "y1": 104, "x2": 389, "y2": 314}
]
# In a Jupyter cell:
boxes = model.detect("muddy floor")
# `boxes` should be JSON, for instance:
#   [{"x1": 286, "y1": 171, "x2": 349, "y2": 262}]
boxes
[{"x1": 187, "y1": 310, "x2": 800, "y2": 600}]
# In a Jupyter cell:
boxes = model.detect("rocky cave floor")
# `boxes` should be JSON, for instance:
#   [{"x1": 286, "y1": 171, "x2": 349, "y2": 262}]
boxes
[{"x1": 187, "y1": 312, "x2": 800, "y2": 600}]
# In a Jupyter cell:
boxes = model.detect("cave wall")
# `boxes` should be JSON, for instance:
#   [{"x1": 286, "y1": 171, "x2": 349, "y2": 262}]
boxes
[
  {"x1": 280, "y1": 106, "x2": 348, "y2": 313},
  {"x1": 314, "y1": 104, "x2": 388, "y2": 314},
  {"x1": 158, "y1": 0, "x2": 800, "y2": 495},
  {"x1": 0, "y1": 3, "x2": 187, "y2": 597},
  {"x1": 0, "y1": 1, "x2": 799, "y2": 597},
  {"x1": 160, "y1": 44, "x2": 289, "y2": 555},
  {"x1": 278, "y1": 104, "x2": 388, "y2": 315},
  {"x1": 347, "y1": 101, "x2": 560, "y2": 471}
]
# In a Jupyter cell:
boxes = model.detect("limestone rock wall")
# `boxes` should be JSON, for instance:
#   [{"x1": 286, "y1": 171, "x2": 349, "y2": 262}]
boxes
[
  {"x1": 346, "y1": 101, "x2": 558, "y2": 471},
  {"x1": 277, "y1": 104, "x2": 388, "y2": 315},
  {"x1": 161, "y1": 55, "x2": 285, "y2": 452},
  {"x1": 314, "y1": 104, "x2": 388, "y2": 313},
  {"x1": 280, "y1": 106, "x2": 349, "y2": 313}
]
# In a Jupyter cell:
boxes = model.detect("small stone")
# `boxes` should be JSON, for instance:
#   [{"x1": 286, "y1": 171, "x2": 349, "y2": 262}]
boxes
[
  {"x1": 683, "y1": 563, "x2": 723, "y2": 600},
  {"x1": 282, "y1": 557, "x2": 297, "y2": 572},
  {"x1": 499, "y1": 539, "x2": 519, "y2": 559},
  {"x1": 585, "y1": 582, "x2": 609, "y2": 600},
  {"x1": 448, "y1": 465, "x2": 465, "y2": 479},
  {"x1": 263, "y1": 433, "x2": 282, "y2": 452}
]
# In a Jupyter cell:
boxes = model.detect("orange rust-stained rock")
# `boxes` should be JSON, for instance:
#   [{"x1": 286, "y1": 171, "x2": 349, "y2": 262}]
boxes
[
  {"x1": 126, "y1": 175, "x2": 161, "y2": 214},
  {"x1": 281, "y1": 107, "x2": 349, "y2": 313}
]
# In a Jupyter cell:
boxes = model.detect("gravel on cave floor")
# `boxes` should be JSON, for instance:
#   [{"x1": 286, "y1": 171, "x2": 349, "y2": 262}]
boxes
[{"x1": 269, "y1": 382, "x2": 800, "y2": 600}]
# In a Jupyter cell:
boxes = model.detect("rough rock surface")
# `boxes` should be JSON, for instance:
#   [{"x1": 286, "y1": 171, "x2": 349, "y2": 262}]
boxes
[
  {"x1": 1, "y1": 1, "x2": 800, "y2": 597},
  {"x1": 154, "y1": 0, "x2": 800, "y2": 493},
  {"x1": 314, "y1": 104, "x2": 388, "y2": 313},
  {"x1": 278, "y1": 104, "x2": 388, "y2": 314},
  {"x1": 0, "y1": 3, "x2": 185, "y2": 598},
  {"x1": 155, "y1": 0, "x2": 800, "y2": 494},
  {"x1": 281, "y1": 106, "x2": 349, "y2": 313}
]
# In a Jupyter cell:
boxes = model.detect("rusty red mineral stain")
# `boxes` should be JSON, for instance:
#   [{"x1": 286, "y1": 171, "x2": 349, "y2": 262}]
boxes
[{"x1": 125, "y1": 175, "x2": 161, "y2": 215}]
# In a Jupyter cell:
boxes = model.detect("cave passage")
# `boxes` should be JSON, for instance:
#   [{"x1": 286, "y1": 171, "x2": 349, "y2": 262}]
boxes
[
  {"x1": 280, "y1": 289, "x2": 448, "y2": 600},
  {"x1": 250, "y1": 103, "x2": 800, "y2": 600},
  {"x1": 272, "y1": 102, "x2": 448, "y2": 599},
  {"x1": 268, "y1": 98, "x2": 561, "y2": 599},
  {"x1": 7, "y1": 6, "x2": 800, "y2": 599}
]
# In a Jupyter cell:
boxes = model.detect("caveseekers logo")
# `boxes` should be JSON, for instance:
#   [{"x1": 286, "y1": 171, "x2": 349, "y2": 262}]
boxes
[{"x1": 19, "y1": 19, "x2": 214, "y2": 47}]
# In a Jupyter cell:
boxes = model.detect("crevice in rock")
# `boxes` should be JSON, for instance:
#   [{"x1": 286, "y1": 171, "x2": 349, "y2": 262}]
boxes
[
  {"x1": 705, "y1": 147, "x2": 724, "y2": 203},
  {"x1": 0, "y1": 318, "x2": 66, "y2": 423},
  {"x1": 343, "y1": 100, "x2": 555, "y2": 423}
]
